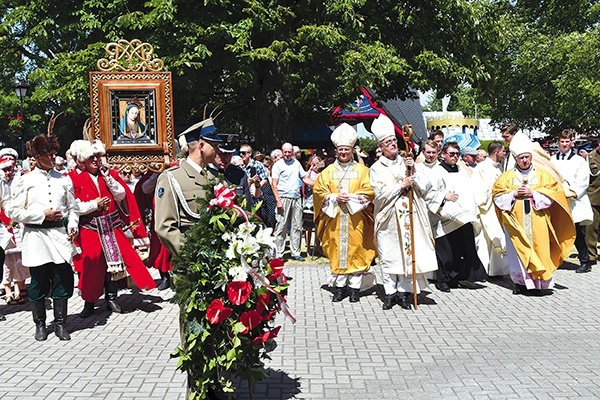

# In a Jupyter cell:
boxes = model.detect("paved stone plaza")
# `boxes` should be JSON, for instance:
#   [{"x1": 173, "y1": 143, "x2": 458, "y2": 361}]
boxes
[{"x1": 1, "y1": 258, "x2": 599, "y2": 399}]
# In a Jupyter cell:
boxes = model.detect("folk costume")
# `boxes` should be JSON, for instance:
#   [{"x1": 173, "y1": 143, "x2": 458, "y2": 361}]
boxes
[
  {"x1": 369, "y1": 114, "x2": 438, "y2": 309},
  {"x1": 550, "y1": 147, "x2": 593, "y2": 273},
  {"x1": 1, "y1": 156, "x2": 29, "y2": 305},
  {"x1": 312, "y1": 124, "x2": 376, "y2": 302},
  {"x1": 7, "y1": 135, "x2": 79, "y2": 340},
  {"x1": 73, "y1": 141, "x2": 155, "y2": 318},
  {"x1": 471, "y1": 157, "x2": 510, "y2": 277},
  {"x1": 493, "y1": 140, "x2": 575, "y2": 293}
]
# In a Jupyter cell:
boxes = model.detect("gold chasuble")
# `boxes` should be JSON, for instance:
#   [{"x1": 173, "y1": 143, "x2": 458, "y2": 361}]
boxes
[
  {"x1": 492, "y1": 168, "x2": 575, "y2": 281},
  {"x1": 313, "y1": 161, "x2": 376, "y2": 274}
]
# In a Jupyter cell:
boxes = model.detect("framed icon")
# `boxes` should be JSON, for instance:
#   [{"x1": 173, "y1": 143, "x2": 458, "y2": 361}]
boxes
[{"x1": 89, "y1": 71, "x2": 175, "y2": 171}]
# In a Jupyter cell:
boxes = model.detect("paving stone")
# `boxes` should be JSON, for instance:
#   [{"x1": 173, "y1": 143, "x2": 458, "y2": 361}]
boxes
[{"x1": 2, "y1": 260, "x2": 600, "y2": 398}]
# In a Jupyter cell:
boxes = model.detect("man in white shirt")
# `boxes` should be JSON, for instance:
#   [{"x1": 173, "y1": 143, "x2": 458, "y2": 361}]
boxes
[
  {"x1": 271, "y1": 143, "x2": 314, "y2": 261},
  {"x1": 550, "y1": 129, "x2": 593, "y2": 273}
]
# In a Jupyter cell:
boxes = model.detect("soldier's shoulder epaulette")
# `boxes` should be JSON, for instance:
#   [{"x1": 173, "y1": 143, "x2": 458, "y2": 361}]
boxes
[{"x1": 164, "y1": 164, "x2": 181, "y2": 172}]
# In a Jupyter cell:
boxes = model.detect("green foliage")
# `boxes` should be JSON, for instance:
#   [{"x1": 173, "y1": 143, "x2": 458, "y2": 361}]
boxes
[
  {"x1": 172, "y1": 180, "x2": 288, "y2": 398},
  {"x1": 357, "y1": 136, "x2": 377, "y2": 153},
  {"x1": 487, "y1": 1, "x2": 600, "y2": 136},
  {"x1": 0, "y1": 0, "x2": 498, "y2": 154}
]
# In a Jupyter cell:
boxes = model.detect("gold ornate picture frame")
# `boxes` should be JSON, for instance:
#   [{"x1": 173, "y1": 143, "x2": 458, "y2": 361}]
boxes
[{"x1": 89, "y1": 40, "x2": 175, "y2": 172}]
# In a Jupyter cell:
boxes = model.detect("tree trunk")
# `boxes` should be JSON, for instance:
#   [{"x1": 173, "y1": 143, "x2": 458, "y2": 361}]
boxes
[{"x1": 251, "y1": 61, "x2": 295, "y2": 152}]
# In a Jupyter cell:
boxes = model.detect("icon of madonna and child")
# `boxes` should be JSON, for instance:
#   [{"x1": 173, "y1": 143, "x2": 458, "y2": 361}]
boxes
[{"x1": 115, "y1": 102, "x2": 153, "y2": 144}]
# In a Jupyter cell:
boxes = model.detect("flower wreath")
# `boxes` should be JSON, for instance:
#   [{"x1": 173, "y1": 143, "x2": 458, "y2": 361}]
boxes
[{"x1": 171, "y1": 181, "x2": 294, "y2": 399}]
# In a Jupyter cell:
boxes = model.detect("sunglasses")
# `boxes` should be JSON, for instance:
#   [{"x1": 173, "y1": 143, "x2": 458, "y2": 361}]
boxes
[
  {"x1": 445, "y1": 151, "x2": 460, "y2": 157},
  {"x1": 239, "y1": 151, "x2": 250, "y2": 155}
]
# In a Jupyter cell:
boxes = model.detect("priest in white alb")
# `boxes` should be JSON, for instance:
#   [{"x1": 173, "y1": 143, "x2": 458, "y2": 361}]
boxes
[
  {"x1": 471, "y1": 140, "x2": 510, "y2": 277},
  {"x1": 369, "y1": 114, "x2": 438, "y2": 310}
]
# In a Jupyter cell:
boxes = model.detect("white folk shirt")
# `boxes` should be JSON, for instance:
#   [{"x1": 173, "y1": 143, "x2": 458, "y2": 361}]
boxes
[
  {"x1": 7, "y1": 168, "x2": 79, "y2": 267},
  {"x1": 550, "y1": 150, "x2": 593, "y2": 224}
]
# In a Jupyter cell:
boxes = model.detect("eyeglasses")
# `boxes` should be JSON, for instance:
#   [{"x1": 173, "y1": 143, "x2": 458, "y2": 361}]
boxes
[
  {"x1": 445, "y1": 151, "x2": 460, "y2": 157},
  {"x1": 382, "y1": 138, "x2": 397, "y2": 147},
  {"x1": 239, "y1": 151, "x2": 249, "y2": 155}
]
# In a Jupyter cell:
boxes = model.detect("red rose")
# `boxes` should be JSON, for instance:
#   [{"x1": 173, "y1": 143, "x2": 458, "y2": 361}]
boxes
[
  {"x1": 227, "y1": 281, "x2": 252, "y2": 305},
  {"x1": 240, "y1": 310, "x2": 262, "y2": 334},
  {"x1": 206, "y1": 299, "x2": 232, "y2": 325}
]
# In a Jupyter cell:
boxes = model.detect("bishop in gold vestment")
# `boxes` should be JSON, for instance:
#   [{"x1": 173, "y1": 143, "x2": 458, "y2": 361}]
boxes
[
  {"x1": 492, "y1": 142, "x2": 575, "y2": 293},
  {"x1": 313, "y1": 123, "x2": 376, "y2": 303}
]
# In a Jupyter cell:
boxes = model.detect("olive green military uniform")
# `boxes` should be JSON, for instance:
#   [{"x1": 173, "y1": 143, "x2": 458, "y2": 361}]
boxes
[
  {"x1": 154, "y1": 159, "x2": 210, "y2": 256},
  {"x1": 586, "y1": 151, "x2": 600, "y2": 263}
]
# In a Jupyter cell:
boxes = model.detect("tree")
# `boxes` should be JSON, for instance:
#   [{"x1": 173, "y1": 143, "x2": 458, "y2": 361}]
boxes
[
  {"x1": 486, "y1": 0, "x2": 600, "y2": 135},
  {"x1": 0, "y1": 0, "x2": 499, "y2": 153}
]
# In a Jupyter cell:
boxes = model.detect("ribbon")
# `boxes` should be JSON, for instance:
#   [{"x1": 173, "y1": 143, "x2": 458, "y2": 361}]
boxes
[
  {"x1": 210, "y1": 183, "x2": 249, "y2": 223},
  {"x1": 241, "y1": 257, "x2": 296, "y2": 324}
]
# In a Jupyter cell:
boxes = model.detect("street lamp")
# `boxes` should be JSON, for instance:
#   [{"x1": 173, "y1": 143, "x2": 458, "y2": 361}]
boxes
[{"x1": 14, "y1": 80, "x2": 29, "y2": 159}]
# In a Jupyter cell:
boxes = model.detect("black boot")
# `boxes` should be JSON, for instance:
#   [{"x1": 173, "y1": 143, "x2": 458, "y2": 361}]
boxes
[
  {"x1": 53, "y1": 299, "x2": 71, "y2": 341},
  {"x1": 105, "y1": 282, "x2": 122, "y2": 313},
  {"x1": 31, "y1": 300, "x2": 48, "y2": 341},
  {"x1": 382, "y1": 294, "x2": 396, "y2": 310},
  {"x1": 157, "y1": 271, "x2": 171, "y2": 291},
  {"x1": 513, "y1": 283, "x2": 527, "y2": 295},
  {"x1": 397, "y1": 293, "x2": 412, "y2": 310},
  {"x1": 332, "y1": 287, "x2": 346, "y2": 302},
  {"x1": 576, "y1": 263, "x2": 592, "y2": 273},
  {"x1": 349, "y1": 288, "x2": 360, "y2": 303},
  {"x1": 79, "y1": 301, "x2": 95, "y2": 318}
]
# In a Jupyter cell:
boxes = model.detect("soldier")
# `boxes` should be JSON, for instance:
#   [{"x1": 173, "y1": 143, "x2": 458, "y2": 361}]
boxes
[
  {"x1": 154, "y1": 118, "x2": 222, "y2": 256},
  {"x1": 586, "y1": 141, "x2": 600, "y2": 270},
  {"x1": 154, "y1": 117, "x2": 225, "y2": 400}
]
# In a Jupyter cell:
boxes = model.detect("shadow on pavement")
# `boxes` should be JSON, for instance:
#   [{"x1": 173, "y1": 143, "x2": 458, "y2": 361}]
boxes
[
  {"x1": 559, "y1": 260, "x2": 579, "y2": 271},
  {"x1": 233, "y1": 368, "x2": 301, "y2": 400},
  {"x1": 320, "y1": 283, "x2": 438, "y2": 307},
  {"x1": 67, "y1": 290, "x2": 168, "y2": 333}
]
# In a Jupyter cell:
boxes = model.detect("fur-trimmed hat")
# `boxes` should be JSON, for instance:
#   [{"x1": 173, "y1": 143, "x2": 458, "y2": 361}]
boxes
[
  {"x1": 26, "y1": 135, "x2": 60, "y2": 158},
  {"x1": 0, "y1": 147, "x2": 18, "y2": 160},
  {"x1": 69, "y1": 140, "x2": 92, "y2": 162},
  {"x1": 91, "y1": 140, "x2": 106, "y2": 155},
  {"x1": 0, "y1": 156, "x2": 14, "y2": 169},
  {"x1": 330, "y1": 123, "x2": 358, "y2": 148}
]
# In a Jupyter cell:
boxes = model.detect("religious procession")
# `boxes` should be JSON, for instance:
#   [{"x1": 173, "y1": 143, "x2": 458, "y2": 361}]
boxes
[{"x1": 0, "y1": 102, "x2": 595, "y2": 397}]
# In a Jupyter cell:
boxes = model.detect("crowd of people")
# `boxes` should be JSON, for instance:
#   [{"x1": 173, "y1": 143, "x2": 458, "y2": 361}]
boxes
[
  {"x1": 312, "y1": 116, "x2": 590, "y2": 311},
  {"x1": 0, "y1": 114, "x2": 594, "y2": 342}
]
